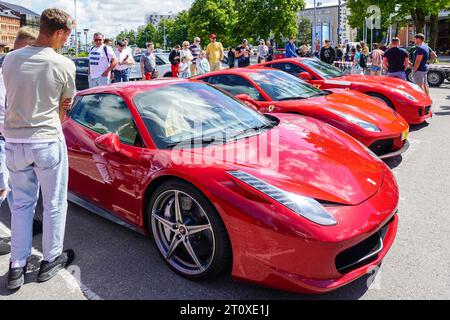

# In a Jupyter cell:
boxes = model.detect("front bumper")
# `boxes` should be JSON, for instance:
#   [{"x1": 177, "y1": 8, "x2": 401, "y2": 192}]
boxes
[
  {"x1": 396, "y1": 102, "x2": 433, "y2": 125},
  {"x1": 378, "y1": 140, "x2": 410, "y2": 159}
]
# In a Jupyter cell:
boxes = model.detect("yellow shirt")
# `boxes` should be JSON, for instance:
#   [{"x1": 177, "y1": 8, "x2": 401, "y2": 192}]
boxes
[{"x1": 206, "y1": 42, "x2": 224, "y2": 64}]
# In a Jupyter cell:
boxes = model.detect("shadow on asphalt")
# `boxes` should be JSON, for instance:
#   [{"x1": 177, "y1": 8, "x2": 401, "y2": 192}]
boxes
[
  {"x1": 0, "y1": 198, "x2": 375, "y2": 300},
  {"x1": 409, "y1": 122, "x2": 430, "y2": 132},
  {"x1": 384, "y1": 155, "x2": 403, "y2": 170}
]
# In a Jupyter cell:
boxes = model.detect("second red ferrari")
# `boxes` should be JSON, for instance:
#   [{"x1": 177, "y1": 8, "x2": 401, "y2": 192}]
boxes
[{"x1": 194, "y1": 68, "x2": 410, "y2": 159}]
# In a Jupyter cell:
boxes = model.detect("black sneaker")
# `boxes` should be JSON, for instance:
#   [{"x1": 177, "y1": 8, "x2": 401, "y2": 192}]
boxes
[
  {"x1": 37, "y1": 249, "x2": 75, "y2": 283},
  {"x1": 0, "y1": 238, "x2": 11, "y2": 256},
  {"x1": 7, "y1": 263, "x2": 27, "y2": 290},
  {"x1": 32, "y1": 218, "x2": 43, "y2": 236}
]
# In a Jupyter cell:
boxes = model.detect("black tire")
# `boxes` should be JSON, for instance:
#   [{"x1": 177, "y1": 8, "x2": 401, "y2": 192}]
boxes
[
  {"x1": 427, "y1": 71, "x2": 444, "y2": 87},
  {"x1": 148, "y1": 179, "x2": 231, "y2": 280},
  {"x1": 163, "y1": 72, "x2": 173, "y2": 78},
  {"x1": 366, "y1": 92, "x2": 395, "y2": 110}
]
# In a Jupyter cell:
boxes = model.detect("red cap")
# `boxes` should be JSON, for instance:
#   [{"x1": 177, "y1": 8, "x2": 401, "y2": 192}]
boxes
[{"x1": 210, "y1": 34, "x2": 217, "y2": 39}]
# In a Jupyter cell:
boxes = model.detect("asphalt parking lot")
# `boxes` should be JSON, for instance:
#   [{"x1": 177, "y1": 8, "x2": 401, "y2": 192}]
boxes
[{"x1": 0, "y1": 84, "x2": 449, "y2": 300}]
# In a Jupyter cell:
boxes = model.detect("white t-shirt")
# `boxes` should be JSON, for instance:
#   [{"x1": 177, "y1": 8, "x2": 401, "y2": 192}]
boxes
[
  {"x1": 2, "y1": 46, "x2": 76, "y2": 142},
  {"x1": 114, "y1": 48, "x2": 131, "y2": 71},
  {"x1": 89, "y1": 45, "x2": 116, "y2": 79}
]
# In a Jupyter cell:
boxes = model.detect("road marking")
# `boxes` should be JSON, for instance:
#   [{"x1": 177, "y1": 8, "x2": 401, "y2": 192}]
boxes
[{"x1": 0, "y1": 221, "x2": 102, "y2": 300}]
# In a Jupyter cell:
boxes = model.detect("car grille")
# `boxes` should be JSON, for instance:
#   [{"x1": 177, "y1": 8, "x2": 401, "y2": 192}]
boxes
[
  {"x1": 335, "y1": 218, "x2": 393, "y2": 274},
  {"x1": 369, "y1": 139, "x2": 394, "y2": 156}
]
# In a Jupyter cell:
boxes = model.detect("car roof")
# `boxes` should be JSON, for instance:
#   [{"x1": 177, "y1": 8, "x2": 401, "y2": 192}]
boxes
[{"x1": 76, "y1": 78, "x2": 189, "y2": 97}]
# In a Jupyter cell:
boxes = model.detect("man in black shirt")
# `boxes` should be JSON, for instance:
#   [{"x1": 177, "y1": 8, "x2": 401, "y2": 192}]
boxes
[
  {"x1": 235, "y1": 39, "x2": 251, "y2": 67},
  {"x1": 320, "y1": 40, "x2": 336, "y2": 64},
  {"x1": 383, "y1": 38, "x2": 410, "y2": 80}
]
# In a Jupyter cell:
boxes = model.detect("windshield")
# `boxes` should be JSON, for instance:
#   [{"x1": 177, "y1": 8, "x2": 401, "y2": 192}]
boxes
[
  {"x1": 133, "y1": 82, "x2": 271, "y2": 149},
  {"x1": 156, "y1": 53, "x2": 170, "y2": 64},
  {"x1": 302, "y1": 59, "x2": 344, "y2": 79},
  {"x1": 249, "y1": 70, "x2": 326, "y2": 101}
]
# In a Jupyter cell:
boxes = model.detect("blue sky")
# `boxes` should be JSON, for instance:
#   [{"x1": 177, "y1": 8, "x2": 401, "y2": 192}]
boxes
[{"x1": 12, "y1": 0, "x2": 338, "y2": 38}]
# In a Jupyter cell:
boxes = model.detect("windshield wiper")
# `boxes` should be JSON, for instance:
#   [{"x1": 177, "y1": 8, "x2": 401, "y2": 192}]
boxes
[
  {"x1": 167, "y1": 136, "x2": 226, "y2": 149},
  {"x1": 278, "y1": 96, "x2": 307, "y2": 101},
  {"x1": 230, "y1": 122, "x2": 277, "y2": 139}
]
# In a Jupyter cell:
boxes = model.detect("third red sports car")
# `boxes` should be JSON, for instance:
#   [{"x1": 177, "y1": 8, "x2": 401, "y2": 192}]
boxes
[
  {"x1": 255, "y1": 58, "x2": 433, "y2": 124},
  {"x1": 194, "y1": 68, "x2": 410, "y2": 159}
]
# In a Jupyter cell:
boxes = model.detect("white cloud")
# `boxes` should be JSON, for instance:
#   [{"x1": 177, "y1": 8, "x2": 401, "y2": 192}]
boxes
[{"x1": 14, "y1": 0, "x2": 194, "y2": 38}]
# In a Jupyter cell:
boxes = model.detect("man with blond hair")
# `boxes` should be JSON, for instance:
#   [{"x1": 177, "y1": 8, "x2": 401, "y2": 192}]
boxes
[{"x1": 2, "y1": 8, "x2": 76, "y2": 290}]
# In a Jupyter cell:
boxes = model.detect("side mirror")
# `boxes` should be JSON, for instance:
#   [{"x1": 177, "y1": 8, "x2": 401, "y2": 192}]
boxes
[
  {"x1": 298, "y1": 72, "x2": 313, "y2": 81},
  {"x1": 95, "y1": 133, "x2": 121, "y2": 153},
  {"x1": 235, "y1": 94, "x2": 259, "y2": 111}
]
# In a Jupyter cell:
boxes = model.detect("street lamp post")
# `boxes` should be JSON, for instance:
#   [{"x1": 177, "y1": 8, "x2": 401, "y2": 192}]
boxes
[
  {"x1": 312, "y1": 0, "x2": 316, "y2": 54},
  {"x1": 84, "y1": 29, "x2": 89, "y2": 52},
  {"x1": 74, "y1": 0, "x2": 78, "y2": 56}
]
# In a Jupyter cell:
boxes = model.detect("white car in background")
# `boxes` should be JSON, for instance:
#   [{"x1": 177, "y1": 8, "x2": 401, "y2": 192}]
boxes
[{"x1": 130, "y1": 53, "x2": 173, "y2": 80}]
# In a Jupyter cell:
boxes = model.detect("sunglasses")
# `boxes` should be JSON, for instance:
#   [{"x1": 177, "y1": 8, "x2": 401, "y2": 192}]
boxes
[{"x1": 94, "y1": 39, "x2": 103, "y2": 42}]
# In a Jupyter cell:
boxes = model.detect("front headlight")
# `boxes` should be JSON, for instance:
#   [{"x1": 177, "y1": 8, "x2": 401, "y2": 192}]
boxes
[
  {"x1": 325, "y1": 108, "x2": 381, "y2": 132},
  {"x1": 227, "y1": 170, "x2": 337, "y2": 226},
  {"x1": 394, "y1": 89, "x2": 418, "y2": 102}
]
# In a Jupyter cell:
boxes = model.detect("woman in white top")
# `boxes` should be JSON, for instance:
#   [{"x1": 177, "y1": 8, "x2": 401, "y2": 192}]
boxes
[{"x1": 257, "y1": 39, "x2": 268, "y2": 64}]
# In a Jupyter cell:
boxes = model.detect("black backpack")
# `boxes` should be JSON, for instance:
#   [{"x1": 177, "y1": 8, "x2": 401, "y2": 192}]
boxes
[{"x1": 359, "y1": 53, "x2": 367, "y2": 68}]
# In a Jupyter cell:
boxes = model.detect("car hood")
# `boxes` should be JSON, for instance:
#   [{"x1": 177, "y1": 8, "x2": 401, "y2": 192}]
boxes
[
  {"x1": 184, "y1": 114, "x2": 384, "y2": 205},
  {"x1": 275, "y1": 90, "x2": 406, "y2": 127},
  {"x1": 330, "y1": 75, "x2": 430, "y2": 101}
]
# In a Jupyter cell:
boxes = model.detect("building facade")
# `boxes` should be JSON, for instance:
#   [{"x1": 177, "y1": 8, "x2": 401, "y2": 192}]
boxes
[
  {"x1": 145, "y1": 12, "x2": 176, "y2": 28},
  {"x1": 0, "y1": 9, "x2": 20, "y2": 53},
  {"x1": 298, "y1": 2, "x2": 357, "y2": 46},
  {"x1": 0, "y1": 1, "x2": 40, "y2": 29}
]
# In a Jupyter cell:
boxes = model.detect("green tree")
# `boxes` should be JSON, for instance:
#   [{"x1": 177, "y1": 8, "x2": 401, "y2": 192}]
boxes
[
  {"x1": 188, "y1": 0, "x2": 236, "y2": 46},
  {"x1": 233, "y1": 0, "x2": 305, "y2": 45},
  {"x1": 136, "y1": 23, "x2": 157, "y2": 48},
  {"x1": 116, "y1": 29, "x2": 137, "y2": 45},
  {"x1": 297, "y1": 17, "x2": 312, "y2": 44},
  {"x1": 346, "y1": 0, "x2": 450, "y2": 49}
]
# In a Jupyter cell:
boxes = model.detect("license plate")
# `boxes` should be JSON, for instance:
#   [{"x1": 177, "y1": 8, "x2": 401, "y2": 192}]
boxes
[{"x1": 401, "y1": 130, "x2": 409, "y2": 141}]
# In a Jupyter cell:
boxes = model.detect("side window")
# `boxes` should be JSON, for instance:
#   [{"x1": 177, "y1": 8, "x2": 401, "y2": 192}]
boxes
[
  {"x1": 208, "y1": 75, "x2": 263, "y2": 101},
  {"x1": 70, "y1": 94, "x2": 140, "y2": 146},
  {"x1": 75, "y1": 59, "x2": 89, "y2": 73},
  {"x1": 155, "y1": 56, "x2": 164, "y2": 66},
  {"x1": 271, "y1": 63, "x2": 306, "y2": 76},
  {"x1": 134, "y1": 55, "x2": 141, "y2": 63}
]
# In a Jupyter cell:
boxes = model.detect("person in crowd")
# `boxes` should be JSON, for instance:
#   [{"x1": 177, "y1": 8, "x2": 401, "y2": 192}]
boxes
[
  {"x1": 2, "y1": 8, "x2": 77, "y2": 290},
  {"x1": 0, "y1": 27, "x2": 44, "y2": 258},
  {"x1": 169, "y1": 44, "x2": 181, "y2": 77},
  {"x1": 180, "y1": 41, "x2": 193, "y2": 70},
  {"x1": 298, "y1": 45, "x2": 311, "y2": 57},
  {"x1": 412, "y1": 33, "x2": 431, "y2": 95},
  {"x1": 178, "y1": 56, "x2": 191, "y2": 78},
  {"x1": 104, "y1": 38, "x2": 113, "y2": 47},
  {"x1": 320, "y1": 40, "x2": 335, "y2": 64},
  {"x1": 352, "y1": 44, "x2": 364, "y2": 75},
  {"x1": 189, "y1": 37, "x2": 201, "y2": 76},
  {"x1": 266, "y1": 40, "x2": 274, "y2": 62},
  {"x1": 370, "y1": 43, "x2": 384, "y2": 76},
  {"x1": 206, "y1": 34, "x2": 224, "y2": 72},
  {"x1": 235, "y1": 39, "x2": 251, "y2": 67},
  {"x1": 123, "y1": 38, "x2": 132, "y2": 56},
  {"x1": 196, "y1": 51, "x2": 210, "y2": 75},
  {"x1": 344, "y1": 43, "x2": 351, "y2": 62},
  {"x1": 257, "y1": 39, "x2": 268, "y2": 64},
  {"x1": 113, "y1": 40, "x2": 134, "y2": 83},
  {"x1": 141, "y1": 42, "x2": 157, "y2": 80},
  {"x1": 383, "y1": 37, "x2": 409, "y2": 80},
  {"x1": 360, "y1": 41, "x2": 369, "y2": 73},
  {"x1": 313, "y1": 40, "x2": 321, "y2": 58},
  {"x1": 285, "y1": 36, "x2": 298, "y2": 58},
  {"x1": 336, "y1": 45, "x2": 344, "y2": 62},
  {"x1": 227, "y1": 47, "x2": 236, "y2": 68},
  {"x1": 88, "y1": 32, "x2": 117, "y2": 87}
]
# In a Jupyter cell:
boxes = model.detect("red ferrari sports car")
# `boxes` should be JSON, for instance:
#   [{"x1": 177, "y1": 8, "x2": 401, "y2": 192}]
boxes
[
  {"x1": 254, "y1": 58, "x2": 433, "y2": 124},
  {"x1": 63, "y1": 79, "x2": 398, "y2": 294},
  {"x1": 194, "y1": 68, "x2": 410, "y2": 159}
]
